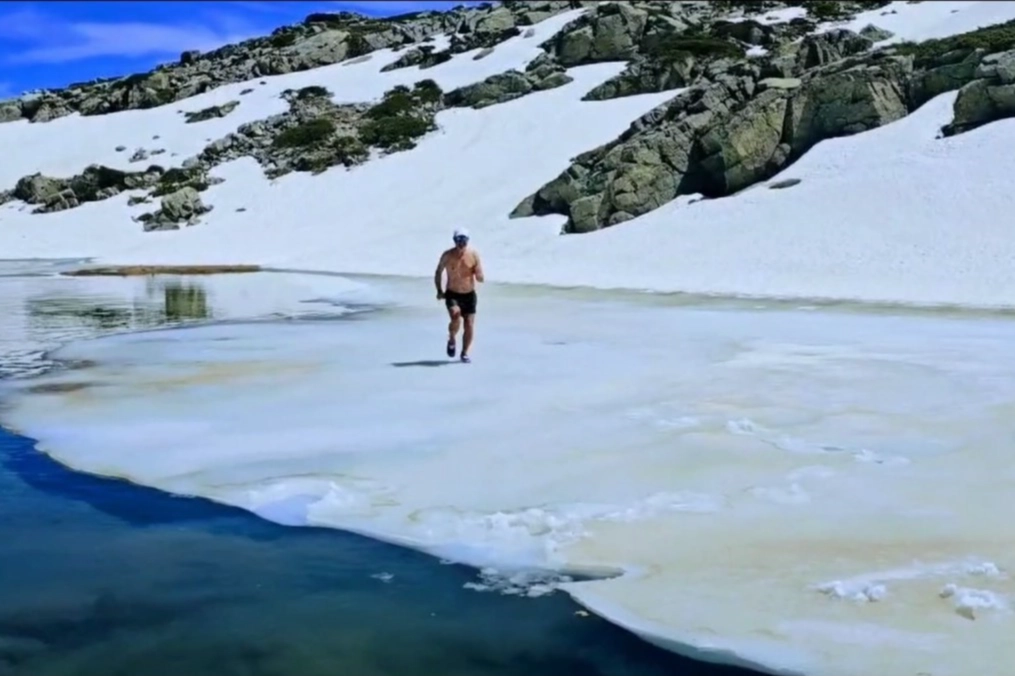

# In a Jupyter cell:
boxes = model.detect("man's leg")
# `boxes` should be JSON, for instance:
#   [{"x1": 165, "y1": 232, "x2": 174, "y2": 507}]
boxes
[
  {"x1": 446, "y1": 302, "x2": 462, "y2": 357},
  {"x1": 462, "y1": 314, "x2": 475, "y2": 358}
]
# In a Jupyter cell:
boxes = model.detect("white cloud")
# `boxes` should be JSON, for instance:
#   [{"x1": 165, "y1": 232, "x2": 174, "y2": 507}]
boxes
[
  {"x1": 0, "y1": 4, "x2": 262, "y2": 65},
  {"x1": 0, "y1": 1, "x2": 483, "y2": 66}
]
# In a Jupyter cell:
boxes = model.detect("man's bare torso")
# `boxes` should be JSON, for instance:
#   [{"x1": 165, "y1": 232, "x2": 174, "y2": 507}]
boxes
[{"x1": 442, "y1": 247, "x2": 480, "y2": 293}]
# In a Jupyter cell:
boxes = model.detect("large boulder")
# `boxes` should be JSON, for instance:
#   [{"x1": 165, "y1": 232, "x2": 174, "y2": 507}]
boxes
[
  {"x1": 942, "y1": 49, "x2": 1015, "y2": 136},
  {"x1": 512, "y1": 52, "x2": 912, "y2": 233},
  {"x1": 541, "y1": 2, "x2": 650, "y2": 66},
  {"x1": 12, "y1": 164, "x2": 163, "y2": 214}
]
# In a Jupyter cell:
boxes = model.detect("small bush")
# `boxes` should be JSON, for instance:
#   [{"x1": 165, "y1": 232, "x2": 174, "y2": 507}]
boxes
[
  {"x1": 422, "y1": 50, "x2": 453, "y2": 68},
  {"x1": 120, "y1": 73, "x2": 148, "y2": 88},
  {"x1": 646, "y1": 35, "x2": 746, "y2": 62},
  {"x1": 296, "y1": 85, "x2": 331, "y2": 99},
  {"x1": 151, "y1": 166, "x2": 208, "y2": 196},
  {"x1": 892, "y1": 19, "x2": 1015, "y2": 66},
  {"x1": 159, "y1": 168, "x2": 196, "y2": 185},
  {"x1": 273, "y1": 118, "x2": 337, "y2": 148},
  {"x1": 413, "y1": 79, "x2": 444, "y2": 103},
  {"x1": 359, "y1": 115, "x2": 431, "y2": 150},
  {"x1": 347, "y1": 32, "x2": 370, "y2": 57},
  {"x1": 808, "y1": 1, "x2": 847, "y2": 21},
  {"x1": 366, "y1": 87, "x2": 416, "y2": 119},
  {"x1": 89, "y1": 166, "x2": 130, "y2": 190},
  {"x1": 270, "y1": 32, "x2": 298, "y2": 48}
]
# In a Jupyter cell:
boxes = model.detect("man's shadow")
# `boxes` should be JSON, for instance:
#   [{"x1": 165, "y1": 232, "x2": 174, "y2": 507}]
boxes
[{"x1": 390, "y1": 360, "x2": 456, "y2": 368}]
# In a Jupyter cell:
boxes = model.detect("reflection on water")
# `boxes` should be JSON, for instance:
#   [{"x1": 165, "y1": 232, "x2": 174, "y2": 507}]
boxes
[
  {"x1": 26, "y1": 281, "x2": 211, "y2": 334},
  {"x1": 0, "y1": 265, "x2": 754, "y2": 676},
  {"x1": 163, "y1": 283, "x2": 209, "y2": 322}
]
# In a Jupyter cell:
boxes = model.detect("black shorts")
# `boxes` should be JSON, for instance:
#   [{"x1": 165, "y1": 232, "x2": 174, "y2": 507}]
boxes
[{"x1": 445, "y1": 290, "x2": 477, "y2": 315}]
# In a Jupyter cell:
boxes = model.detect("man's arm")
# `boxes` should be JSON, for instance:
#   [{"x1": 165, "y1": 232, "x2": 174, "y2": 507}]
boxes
[
  {"x1": 434, "y1": 251, "x2": 447, "y2": 296},
  {"x1": 473, "y1": 251, "x2": 485, "y2": 283}
]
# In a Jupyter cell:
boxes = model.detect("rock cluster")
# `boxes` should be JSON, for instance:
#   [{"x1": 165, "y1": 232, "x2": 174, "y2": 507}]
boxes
[
  {"x1": 0, "y1": 1, "x2": 581, "y2": 125},
  {"x1": 510, "y1": 12, "x2": 1015, "y2": 233},
  {"x1": 5, "y1": 1, "x2": 1015, "y2": 237}
]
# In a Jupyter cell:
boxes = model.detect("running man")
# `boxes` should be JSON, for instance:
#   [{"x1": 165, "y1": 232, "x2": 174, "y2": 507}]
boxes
[{"x1": 434, "y1": 228, "x2": 484, "y2": 362}]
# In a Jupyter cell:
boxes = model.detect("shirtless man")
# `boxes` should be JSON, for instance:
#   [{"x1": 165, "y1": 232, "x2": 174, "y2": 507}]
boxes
[{"x1": 434, "y1": 228, "x2": 484, "y2": 362}]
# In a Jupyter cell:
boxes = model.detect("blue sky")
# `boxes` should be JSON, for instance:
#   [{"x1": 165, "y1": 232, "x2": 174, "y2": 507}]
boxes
[{"x1": 0, "y1": 1, "x2": 485, "y2": 97}]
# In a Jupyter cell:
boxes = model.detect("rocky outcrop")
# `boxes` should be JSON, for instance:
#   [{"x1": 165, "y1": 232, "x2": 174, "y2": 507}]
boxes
[
  {"x1": 189, "y1": 79, "x2": 443, "y2": 182},
  {"x1": 942, "y1": 49, "x2": 1015, "y2": 136},
  {"x1": 859, "y1": 24, "x2": 895, "y2": 42},
  {"x1": 11, "y1": 165, "x2": 163, "y2": 214},
  {"x1": 137, "y1": 186, "x2": 213, "y2": 231},
  {"x1": 512, "y1": 52, "x2": 911, "y2": 232},
  {"x1": 444, "y1": 54, "x2": 573, "y2": 109},
  {"x1": 0, "y1": 79, "x2": 445, "y2": 227},
  {"x1": 0, "y1": 1, "x2": 578, "y2": 126},
  {"x1": 183, "y1": 100, "x2": 240, "y2": 124},
  {"x1": 509, "y1": 17, "x2": 1015, "y2": 233},
  {"x1": 381, "y1": 44, "x2": 454, "y2": 72}
]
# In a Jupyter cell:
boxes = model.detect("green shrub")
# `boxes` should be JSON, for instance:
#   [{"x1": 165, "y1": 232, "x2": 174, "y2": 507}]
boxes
[
  {"x1": 120, "y1": 73, "x2": 148, "y2": 88},
  {"x1": 359, "y1": 115, "x2": 431, "y2": 150},
  {"x1": 270, "y1": 32, "x2": 297, "y2": 48},
  {"x1": 366, "y1": 87, "x2": 416, "y2": 119},
  {"x1": 413, "y1": 78, "x2": 444, "y2": 103},
  {"x1": 892, "y1": 19, "x2": 1015, "y2": 66},
  {"x1": 296, "y1": 85, "x2": 331, "y2": 99},
  {"x1": 89, "y1": 166, "x2": 129, "y2": 190},
  {"x1": 646, "y1": 35, "x2": 746, "y2": 62},
  {"x1": 273, "y1": 118, "x2": 337, "y2": 148},
  {"x1": 151, "y1": 167, "x2": 208, "y2": 196},
  {"x1": 159, "y1": 168, "x2": 195, "y2": 185},
  {"x1": 347, "y1": 32, "x2": 370, "y2": 57},
  {"x1": 808, "y1": 1, "x2": 846, "y2": 21}
]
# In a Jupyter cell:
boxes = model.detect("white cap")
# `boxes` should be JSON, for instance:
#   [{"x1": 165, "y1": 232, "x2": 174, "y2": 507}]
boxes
[{"x1": 453, "y1": 228, "x2": 470, "y2": 240}]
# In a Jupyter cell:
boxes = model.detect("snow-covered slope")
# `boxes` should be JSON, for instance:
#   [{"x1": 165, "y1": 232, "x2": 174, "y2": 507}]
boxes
[
  {"x1": 1, "y1": 2, "x2": 1015, "y2": 307},
  {"x1": 4, "y1": 2, "x2": 1015, "y2": 675}
]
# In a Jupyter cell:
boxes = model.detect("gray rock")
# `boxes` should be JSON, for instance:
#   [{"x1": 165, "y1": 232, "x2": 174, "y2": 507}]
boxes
[
  {"x1": 942, "y1": 49, "x2": 1015, "y2": 136},
  {"x1": 0, "y1": 1, "x2": 576, "y2": 126},
  {"x1": 542, "y1": 2, "x2": 649, "y2": 66},
  {"x1": 768, "y1": 177, "x2": 802, "y2": 189},
  {"x1": 0, "y1": 100, "x2": 23, "y2": 123},
  {"x1": 183, "y1": 100, "x2": 239, "y2": 123},
  {"x1": 129, "y1": 148, "x2": 150, "y2": 163},
  {"x1": 859, "y1": 24, "x2": 895, "y2": 42},
  {"x1": 796, "y1": 29, "x2": 874, "y2": 71},
  {"x1": 12, "y1": 164, "x2": 163, "y2": 214},
  {"x1": 512, "y1": 53, "x2": 912, "y2": 232},
  {"x1": 445, "y1": 57, "x2": 573, "y2": 109},
  {"x1": 162, "y1": 186, "x2": 209, "y2": 223}
]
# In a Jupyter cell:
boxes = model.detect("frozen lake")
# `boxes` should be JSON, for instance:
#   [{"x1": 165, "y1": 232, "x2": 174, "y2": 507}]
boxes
[
  {"x1": 3, "y1": 265, "x2": 1015, "y2": 674},
  {"x1": 0, "y1": 264, "x2": 739, "y2": 675}
]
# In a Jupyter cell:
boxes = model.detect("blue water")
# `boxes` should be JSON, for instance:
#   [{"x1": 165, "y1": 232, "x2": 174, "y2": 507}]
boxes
[{"x1": 0, "y1": 423, "x2": 767, "y2": 675}]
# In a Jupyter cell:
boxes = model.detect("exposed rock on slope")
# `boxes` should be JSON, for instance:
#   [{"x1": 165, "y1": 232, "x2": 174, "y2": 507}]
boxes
[
  {"x1": 943, "y1": 50, "x2": 1015, "y2": 136},
  {"x1": 192, "y1": 79, "x2": 444, "y2": 179},
  {"x1": 184, "y1": 101, "x2": 240, "y2": 124},
  {"x1": 444, "y1": 53, "x2": 573, "y2": 109},
  {"x1": 512, "y1": 18, "x2": 1015, "y2": 233},
  {"x1": 0, "y1": 1, "x2": 578, "y2": 125},
  {"x1": 5, "y1": 1, "x2": 1015, "y2": 240},
  {"x1": 5, "y1": 165, "x2": 164, "y2": 214}
]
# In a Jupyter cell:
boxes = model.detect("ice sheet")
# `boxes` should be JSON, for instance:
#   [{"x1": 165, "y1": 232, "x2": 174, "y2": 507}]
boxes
[{"x1": 4, "y1": 275, "x2": 1015, "y2": 675}]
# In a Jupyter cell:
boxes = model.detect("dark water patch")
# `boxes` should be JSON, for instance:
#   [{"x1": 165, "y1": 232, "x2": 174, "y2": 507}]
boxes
[
  {"x1": 0, "y1": 427, "x2": 764, "y2": 676},
  {"x1": 392, "y1": 359, "x2": 457, "y2": 367},
  {"x1": 1, "y1": 431, "x2": 239, "y2": 529}
]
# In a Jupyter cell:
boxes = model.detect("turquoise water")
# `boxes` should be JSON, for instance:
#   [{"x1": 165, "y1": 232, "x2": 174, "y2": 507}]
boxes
[
  {"x1": 0, "y1": 267, "x2": 759, "y2": 675},
  {"x1": 0, "y1": 426, "x2": 762, "y2": 675}
]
